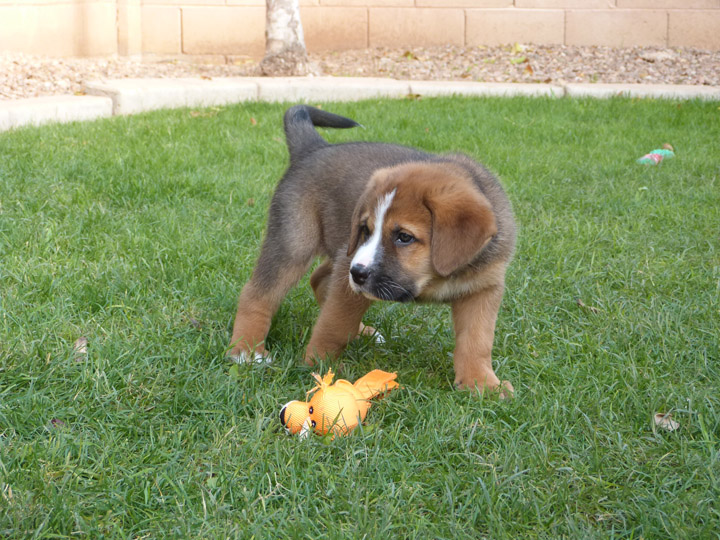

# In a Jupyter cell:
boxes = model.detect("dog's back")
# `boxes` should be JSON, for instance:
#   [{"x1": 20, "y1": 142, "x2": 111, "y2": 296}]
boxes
[{"x1": 279, "y1": 106, "x2": 514, "y2": 264}]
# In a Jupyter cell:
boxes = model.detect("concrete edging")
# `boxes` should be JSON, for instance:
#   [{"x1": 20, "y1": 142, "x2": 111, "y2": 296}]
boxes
[
  {"x1": 1, "y1": 77, "x2": 719, "y2": 132},
  {"x1": 0, "y1": 95, "x2": 114, "y2": 132}
]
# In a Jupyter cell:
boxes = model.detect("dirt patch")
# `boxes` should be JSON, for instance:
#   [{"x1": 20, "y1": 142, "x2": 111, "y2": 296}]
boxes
[{"x1": 1, "y1": 44, "x2": 718, "y2": 100}]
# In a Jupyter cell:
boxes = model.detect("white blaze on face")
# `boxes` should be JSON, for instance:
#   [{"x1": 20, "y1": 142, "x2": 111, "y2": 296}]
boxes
[{"x1": 351, "y1": 189, "x2": 396, "y2": 269}]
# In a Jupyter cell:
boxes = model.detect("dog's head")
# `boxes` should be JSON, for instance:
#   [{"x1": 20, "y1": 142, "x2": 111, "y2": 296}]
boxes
[{"x1": 346, "y1": 162, "x2": 497, "y2": 302}]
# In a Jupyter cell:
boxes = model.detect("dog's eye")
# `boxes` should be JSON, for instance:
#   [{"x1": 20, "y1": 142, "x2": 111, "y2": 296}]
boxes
[
  {"x1": 395, "y1": 231, "x2": 415, "y2": 246},
  {"x1": 360, "y1": 224, "x2": 371, "y2": 239}
]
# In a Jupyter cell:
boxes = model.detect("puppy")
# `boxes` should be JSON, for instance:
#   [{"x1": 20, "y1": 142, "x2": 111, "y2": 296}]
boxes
[{"x1": 229, "y1": 105, "x2": 516, "y2": 395}]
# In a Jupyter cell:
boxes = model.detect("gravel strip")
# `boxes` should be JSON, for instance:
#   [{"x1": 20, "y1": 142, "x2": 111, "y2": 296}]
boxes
[{"x1": 2, "y1": 45, "x2": 719, "y2": 100}]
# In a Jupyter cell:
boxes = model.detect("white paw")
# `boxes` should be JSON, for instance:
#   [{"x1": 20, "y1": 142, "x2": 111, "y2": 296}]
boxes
[
  {"x1": 359, "y1": 323, "x2": 385, "y2": 344},
  {"x1": 229, "y1": 351, "x2": 272, "y2": 364}
]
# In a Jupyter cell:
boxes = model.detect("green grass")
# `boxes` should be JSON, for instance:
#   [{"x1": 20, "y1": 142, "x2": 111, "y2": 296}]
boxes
[{"x1": 1, "y1": 97, "x2": 718, "y2": 539}]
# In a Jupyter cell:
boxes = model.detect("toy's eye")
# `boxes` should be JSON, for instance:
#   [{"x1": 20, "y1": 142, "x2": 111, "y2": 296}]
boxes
[
  {"x1": 309, "y1": 406, "x2": 313, "y2": 414},
  {"x1": 311, "y1": 420, "x2": 316, "y2": 428}
]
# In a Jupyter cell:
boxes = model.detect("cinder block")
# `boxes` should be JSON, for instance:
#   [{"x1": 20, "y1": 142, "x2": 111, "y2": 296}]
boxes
[
  {"x1": 416, "y1": 0, "x2": 511, "y2": 6},
  {"x1": 84, "y1": 78, "x2": 259, "y2": 115},
  {"x1": 182, "y1": 7, "x2": 265, "y2": 56},
  {"x1": 0, "y1": 96, "x2": 114, "y2": 132},
  {"x1": 617, "y1": 0, "x2": 719, "y2": 7},
  {"x1": 566, "y1": 10, "x2": 668, "y2": 47},
  {"x1": 143, "y1": 0, "x2": 230, "y2": 4},
  {"x1": 669, "y1": 11, "x2": 720, "y2": 49},
  {"x1": 516, "y1": 0, "x2": 614, "y2": 7},
  {"x1": 142, "y1": 6, "x2": 182, "y2": 54},
  {"x1": 320, "y1": 0, "x2": 413, "y2": 6},
  {"x1": 301, "y1": 7, "x2": 368, "y2": 51},
  {"x1": 118, "y1": 0, "x2": 142, "y2": 56},
  {"x1": 467, "y1": 9, "x2": 564, "y2": 46},
  {"x1": 0, "y1": 3, "x2": 117, "y2": 56},
  {"x1": 369, "y1": 8, "x2": 465, "y2": 47}
]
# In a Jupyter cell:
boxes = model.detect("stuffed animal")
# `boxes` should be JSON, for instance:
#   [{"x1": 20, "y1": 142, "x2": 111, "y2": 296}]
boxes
[
  {"x1": 279, "y1": 368, "x2": 398, "y2": 438},
  {"x1": 637, "y1": 143, "x2": 675, "y2": 165}
]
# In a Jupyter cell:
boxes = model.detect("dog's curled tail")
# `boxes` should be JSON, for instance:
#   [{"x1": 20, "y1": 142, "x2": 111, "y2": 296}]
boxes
[{"x1": 284, "y1": 105, "x2": 360, "y2": 161}]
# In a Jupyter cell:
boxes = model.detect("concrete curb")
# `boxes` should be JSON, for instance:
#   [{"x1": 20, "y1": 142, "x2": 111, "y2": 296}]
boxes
[
  {"x1": 84, "y1": 78, "x2": 258, "y2": 115},
  {"x1": 2, "y1": 77, "x2": 719, "y2": 132},
  {"x1": 408, "y1": 80, "x2": 565, "y2": 98},
  {"x1": 0, "y1": 95, "x2": 113, "y2": 132}
]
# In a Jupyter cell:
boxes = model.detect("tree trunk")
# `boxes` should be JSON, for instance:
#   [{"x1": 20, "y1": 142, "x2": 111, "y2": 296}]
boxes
[{"x1": 260, "y1": 0, "x2": 309, "y2": 76}]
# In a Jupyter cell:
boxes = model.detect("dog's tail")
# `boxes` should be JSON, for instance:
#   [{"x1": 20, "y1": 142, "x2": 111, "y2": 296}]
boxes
[{"x1": 284, "y1": 105, "x2": 360, "y2": 161}]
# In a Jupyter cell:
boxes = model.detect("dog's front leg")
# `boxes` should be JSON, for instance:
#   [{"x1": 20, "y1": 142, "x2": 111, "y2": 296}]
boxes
[
  {"x1": 451, "y1": 285, "x2": 513, "y2": 397},
  {"x1": 305, "y1": 261, "x2": 371, "y2": 365}
]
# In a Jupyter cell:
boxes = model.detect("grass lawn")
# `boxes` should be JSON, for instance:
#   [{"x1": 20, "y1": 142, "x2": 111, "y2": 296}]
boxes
[{"x1": 1, "y1": 96, "x2": 718, "y2": 539}]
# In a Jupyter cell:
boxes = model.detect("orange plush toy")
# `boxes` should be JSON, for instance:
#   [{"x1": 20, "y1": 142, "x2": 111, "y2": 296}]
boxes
[{"x1": 279, "y1": 369, "x2": 398, "y2": 438}]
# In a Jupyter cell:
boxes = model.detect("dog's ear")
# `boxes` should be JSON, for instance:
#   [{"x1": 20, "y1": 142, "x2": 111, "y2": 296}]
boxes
[
  {"x1": 347, "y1": 199, "x2": 366, "y2": 256},
  {"x1": 424, "y1": 182, "x2": 497, "y2": 277}
]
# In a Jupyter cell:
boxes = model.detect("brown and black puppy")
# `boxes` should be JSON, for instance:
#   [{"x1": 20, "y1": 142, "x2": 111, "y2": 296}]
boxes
[{"x1": 229, "y1": 105, "x2": 516, "y2": 395}]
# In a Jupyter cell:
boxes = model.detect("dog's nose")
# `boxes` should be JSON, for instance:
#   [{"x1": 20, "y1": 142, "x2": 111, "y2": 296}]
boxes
[{"x1": 350, "y1": 264, "x2": 370, "y2": 285}]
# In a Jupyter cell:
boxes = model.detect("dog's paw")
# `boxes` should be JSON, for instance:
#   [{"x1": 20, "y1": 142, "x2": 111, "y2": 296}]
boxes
[
  {"x1": 495, "y1": 380, "x2": 514, "y2": 399},
  {"x1": 228, "y1": 350, "x2": 273, "y2": 364},
  {"x1": 455, "y1": 376, "x2": 513, "y2": 399},
  {"x1": 366, "y1": 328, "x2": 386, "y2": 344},
  {"x1": 359, "y1": 323, "x2": 385, "y2": 344}
]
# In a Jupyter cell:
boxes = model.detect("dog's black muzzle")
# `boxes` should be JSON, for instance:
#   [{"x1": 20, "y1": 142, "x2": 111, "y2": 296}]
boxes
[{"x1": 350, "y1": 264, "x2": 415, "y2": 303}]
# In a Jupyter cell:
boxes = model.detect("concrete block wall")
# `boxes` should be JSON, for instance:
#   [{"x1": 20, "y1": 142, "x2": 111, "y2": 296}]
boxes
[
  {"x1": 0, "y1": 0, "x2": 718, "y2": 59},
  {"x1": 0, "y1": 0, "x2": 119, "y2": 57}
]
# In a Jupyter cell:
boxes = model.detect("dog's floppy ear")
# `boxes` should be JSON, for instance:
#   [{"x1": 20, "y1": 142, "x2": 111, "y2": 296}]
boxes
[{"x1": 424, "y1": 181, "x2": 497, "y2": 277}]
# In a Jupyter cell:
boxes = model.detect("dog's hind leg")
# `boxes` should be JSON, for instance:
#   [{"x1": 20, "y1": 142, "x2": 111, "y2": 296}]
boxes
[
  {"x1": 310, "y1": 259, "x2": 383, "y2": 344},
  {"x1": 229, "y1": 262, "x2": 311, "y2": 363},
  {"x1": 305, "y1": 258, "x2": 372, "y2": 365},
  {"x1": 309, "y1": 259, "x2": 333, "y2": 306},
  {"x1": 229, "y1": 221, "x2": 316, "y2": 362}
]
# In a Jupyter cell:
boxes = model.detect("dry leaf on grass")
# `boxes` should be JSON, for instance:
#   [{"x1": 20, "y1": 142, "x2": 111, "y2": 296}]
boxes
[
  {"x1": 654, "y1": 412, "x2": 680, "y2": 432},
  {"x1": 188, "y1": 317, "x2": 202, "y2": 329},
  {"x1": 73, "y1": 336, "x2": 88, "y2": 356},
  {"x1": 190, "y1": 108, "x2": 220, "y2": 119},
  {"x1": 576, "y1": 298, "x2": 600, "y2": 313}
]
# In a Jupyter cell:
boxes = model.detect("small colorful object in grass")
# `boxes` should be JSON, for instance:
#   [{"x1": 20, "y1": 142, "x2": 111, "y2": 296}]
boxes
[
  {"x1": 637, "y1": 143, "x2": 675, "y2": 165},
  {"x1": 279, "y1": 368, "x2": 398, "y2": 438}
]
